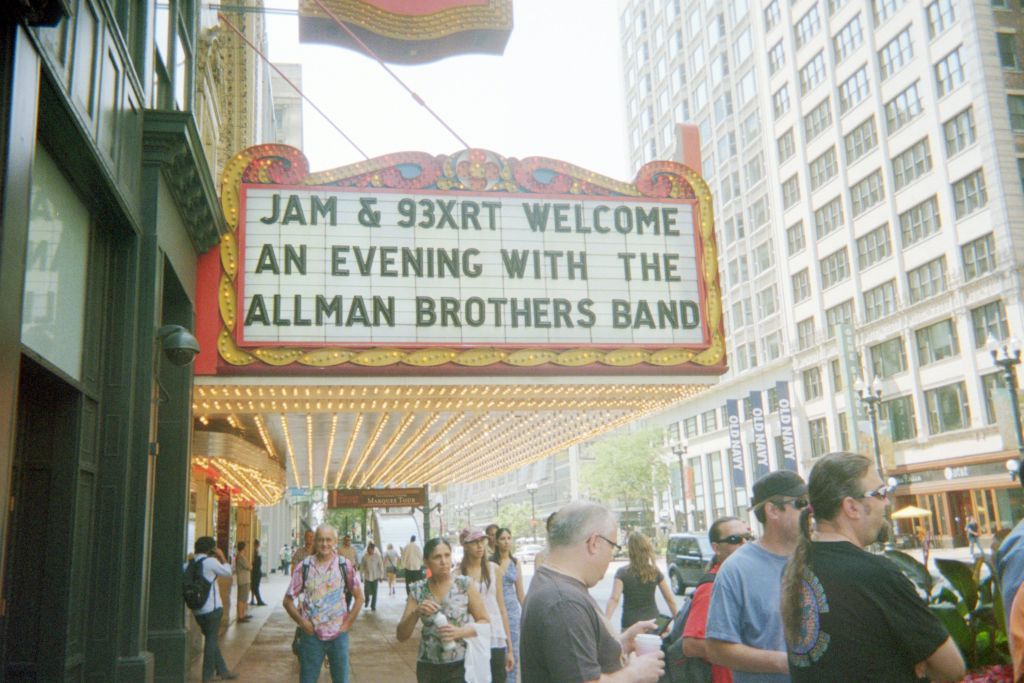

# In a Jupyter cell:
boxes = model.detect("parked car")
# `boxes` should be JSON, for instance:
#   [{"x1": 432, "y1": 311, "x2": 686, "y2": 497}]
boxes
[
  {"x1": 665, "y1": 533, "x2": 714, "y2": 594},
  {"x1": 515, "y1": 543, "x2": 544, "y2": 565}
]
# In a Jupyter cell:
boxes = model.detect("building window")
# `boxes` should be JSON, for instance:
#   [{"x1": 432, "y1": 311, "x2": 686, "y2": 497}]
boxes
[
  {"x1": 916, "y1": 318, "x2": 960, "y2": 365},
  {"x1": 711, "y1": 53, "x2": 730, "y2": 81},
  {"x1": 830, "y1": 358, "x2": 843, "y2": 393},
  {"x1": 795, "y1": 4, "x2": 822, "y2": 50},
  {"x1": 684, "y1": 415, "x2": 699, "y2": 438},
  {"x1": 962, "y1": 233, "x2": 996, "y2": 281},
  {"x1": 850, "y1": 170, "x2": 885, "y2": 217},
  {"x1": 702, "y1": 409, "x2": 718, "y2": 433},
  {"x1": 765, "y1": 0, "x2": 781, "y2": 31},
  {"x1": 718, "y1": 132, "x2": 738, "y2": 161},
  {"x1": 803, "y1": 367, "x2": 824, "y2": 400},
  {"x1": 757, "y1": 284, "x2": 779, "y2": 319},
  {"x1": 749, "y1": 195, "x2": 769, "y2": 227},
  {"x1": 971, "y1": 300, "x2": 1009, "y2": 348},
  {"x1": 891, "y1": 137, "x2": 933, "y2": 191},
  {"x1": 863, "y1": 280, "x2": 897, "y2": 322},
  {"x1": 839, "y1": 66, "x2": 871, "y2": 114},
  {"x1": 829, "y1": 0, "x2": 851, "y2": 12},
  {"x1": 870, "y1": 336, "x2": 907, "y2": 378},
  {"x1": 763, "y1": 331, "x2": 783, "y2": 360},
  {"x1": 804, "y1": 98, "x2": 833, "y2": 141},
  {"x1": 753, "y1": 240, "x2": 775, "y2": 275},
  {"x1": 845, "y1": 116, "x2": 878, "y2": 165},
  {"x1": 872, "y1": 0, "x2": 905, "y2": 25},
  {"x1": 782, "y1": 175, "x2": 801, "y2": 209},
  {"x1": 768, "y1": 40, "x2": 785, "y2": 75},
  {"x1": 773, "y1": 85, "x2": 791, "y2": 119},
  {"x1": 834, "y1": 14, "x2": 864, "y2": 63},
  {"x1": 809, "y1": 418, "x2": 830, "y2": 457},
  {"x1": 935, "y1": 47, "x2": 966, "y2": 97},
  {"x1": 1009, "y1": 96, "x2": 1024, "y2": 132},
  {"x1": 825, "y1": 299, "x2": 853, "y2": 338},
  {"x1": 927, "y1": 0, "x2": 956, "y2": 39},
  {"x1": 787, "y1": 221, "x2": 806, "y2": 255},
  {"x1": 856, "y1": 223, "x2": 892, "y2": 270},
  {"x1": 944, "y1": 107, "x2": 976, "y2": 156},
  {"x1": 737, "y1": 68, "x2": 758, "y2": 106},
  {"x1": 741, "y1": 111, "x2": 760, "y2": 147},
  {"x1": 924, "y1": 382, "x2": 971, "y2": 434},
  {"x1": 820, "y1": 248, "x2": 851, "y2": 289},
  {"x1": 998, "y1": 33, "x2": 1020, "y2": 70},
  {"x1": 884, "y1": 81, "x2": 923, "y2": 134},
  {"x1": 798, "y1": 317, "x2": 816, "y2": 350},
  {"x1": 735, "y1": 27, "x2": 753, "y2": 65},
  {"x1": 838, "y1": 413, "x2": 851, "y2": 450},
  {"x1": 952, "y1": 169, "x2": 988, "y2": 218},
  {"x1": 982, "y1": 372, "x2": 1010, "y2": 424},
  {"x1": 899, "y1": 195, "x2": 941, "y2": 247},
  {"x1": 878, "y1": 27, "x2": 914, "y2": 80},
  {"x1": 792, "y1": 269, "x2": 811, "y2": 302},
  {"x1": 777, "y1": 128, "x2": 795, "y2": 162},
  {"x1": 907, "y1": 256, "x2": 947, "y2": 304},
  {"x1": 880, "y1": 395, "x2": 917, "y2": 441},
  {"x1": 814, "y1": 196, "x2": 845, "y2": 239},
  {"x1": 800, "y1": 52, "x2": 827, "y2": 95}
]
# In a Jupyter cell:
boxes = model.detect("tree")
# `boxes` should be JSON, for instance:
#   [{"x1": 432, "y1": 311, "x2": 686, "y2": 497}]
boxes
[
  {"x1": 580, "y1": 427, "x2": 668, "y2": 529},
  {"x1": 495, "y1": 502, "x2": 533, "y2": 540}
]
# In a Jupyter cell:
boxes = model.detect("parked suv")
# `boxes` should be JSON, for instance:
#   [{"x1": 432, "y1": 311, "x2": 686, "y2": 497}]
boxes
[{"x1": 665, "y1": 532, "x2": 714, "y2": 594}]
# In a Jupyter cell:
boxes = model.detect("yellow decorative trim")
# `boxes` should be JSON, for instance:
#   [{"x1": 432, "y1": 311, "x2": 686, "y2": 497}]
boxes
[{"x1": 298, "y1": 0, "x2": 513, "y2": 41}]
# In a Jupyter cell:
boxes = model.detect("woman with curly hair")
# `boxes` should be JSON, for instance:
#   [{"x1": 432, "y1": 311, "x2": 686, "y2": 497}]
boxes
[{"x1": 605, "y1": 531, "x2": 677, "y2": 629}]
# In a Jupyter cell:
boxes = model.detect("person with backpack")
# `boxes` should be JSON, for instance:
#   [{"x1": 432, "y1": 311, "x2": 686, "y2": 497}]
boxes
[
  {"x1": 284, "y1": 523, "x2": 364, "y2": 683},
  {"x1": 183, "y1": 536, "x2": 238, "y2": 681},
  {"x1": 671, "y1": 516, "x2": 751, "y2": 683}
]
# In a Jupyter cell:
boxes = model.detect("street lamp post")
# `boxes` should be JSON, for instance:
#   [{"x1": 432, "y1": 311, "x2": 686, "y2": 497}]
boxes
[
  {"x1": 671, "y1": 442, "x2": 688, "y2": 531},
  {"x1": 988, "y1": 335, "x2": 1024, "y2": 484},
  {"x1": 491, "y1": 493, "x2": 500, "y2": 518},
  {"x1": 526, "y1": 482, "x2": 539, "y2": 534},
  {"x1": 855, "y1": 376, "x2": 895, "y2": 550}
]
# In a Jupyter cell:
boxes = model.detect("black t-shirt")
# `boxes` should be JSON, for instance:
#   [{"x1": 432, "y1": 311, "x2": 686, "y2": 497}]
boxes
[
  {"x1": 521, "y1": 565, "x2": 622, "y2": 683},
  {"x1": 614, "y1": 564, "x2": 664, "y2": 628},
  {"x1": 787, "y1": 541, "x2": 949, "y2": 683}
]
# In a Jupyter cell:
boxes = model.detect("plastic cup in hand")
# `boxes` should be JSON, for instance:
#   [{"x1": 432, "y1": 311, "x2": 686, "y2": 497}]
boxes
[
  {"x1": 634, "y1": 633, "x2": 662, "y2": 656},
  {"x1": 433, "y1": 612, "x2": 456, "y2": 651}
]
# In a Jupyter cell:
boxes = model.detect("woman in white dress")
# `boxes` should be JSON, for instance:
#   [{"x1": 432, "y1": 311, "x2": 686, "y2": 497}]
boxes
[{"x1": 458, "y1": 528, "x2": 513, "y2": 682}]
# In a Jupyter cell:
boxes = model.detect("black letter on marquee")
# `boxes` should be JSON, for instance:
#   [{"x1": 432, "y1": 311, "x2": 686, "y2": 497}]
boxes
[
  {"x1": 255, "y1": 244, "x2": 280, "y2": 274},
  {"x1": 244, "y1": 295, "x2": 270, "y2": 326}
]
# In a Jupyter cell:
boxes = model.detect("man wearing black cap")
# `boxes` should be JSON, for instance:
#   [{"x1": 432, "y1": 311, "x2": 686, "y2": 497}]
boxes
[{"x1": 705, "y1": 470, "x2": 807, "y2": 683}]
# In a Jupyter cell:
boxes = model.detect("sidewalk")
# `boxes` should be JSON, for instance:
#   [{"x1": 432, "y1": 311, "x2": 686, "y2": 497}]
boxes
[{"x1": 190, "y1": 574, "x2": 419, "y2": 682}]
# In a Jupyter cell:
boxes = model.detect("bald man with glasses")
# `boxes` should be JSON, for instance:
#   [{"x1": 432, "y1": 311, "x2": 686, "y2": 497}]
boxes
[{"x1": 706, "y1": 470, "x2": 807, "y2": 683}]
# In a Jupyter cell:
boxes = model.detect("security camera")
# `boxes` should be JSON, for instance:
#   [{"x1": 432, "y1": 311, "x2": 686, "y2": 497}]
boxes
[{"x1": 157, "y1": 325, "x2": 200, "y2": 367}]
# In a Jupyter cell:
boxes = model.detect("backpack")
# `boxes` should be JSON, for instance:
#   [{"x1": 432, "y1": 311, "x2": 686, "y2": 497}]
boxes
[
  {"x1": 659, "y1": 572, "x2": 716, "y2": 683},
  {"x1": 291, "y1": 555, "x2": 355, "y2": 656},
  {"x1": 182, "y1": 556, "x2": 212, "y2": 610}
]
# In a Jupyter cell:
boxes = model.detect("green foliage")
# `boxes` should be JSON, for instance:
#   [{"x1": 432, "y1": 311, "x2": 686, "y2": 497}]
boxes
[
  {"x1": 887, "y1": 550, "x2": 1009, "y2": 672},
  {"x1": 494, "y1": 502, "x2": 533, "y2": 539},
  {"x1": 580, "y1": 427, "x2": 669, "y2": 525}
]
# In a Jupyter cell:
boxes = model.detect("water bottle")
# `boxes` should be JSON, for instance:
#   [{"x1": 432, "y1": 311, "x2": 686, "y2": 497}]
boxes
[{"x1": 432, "y1": 612, "x2": 456, "y2": 651}]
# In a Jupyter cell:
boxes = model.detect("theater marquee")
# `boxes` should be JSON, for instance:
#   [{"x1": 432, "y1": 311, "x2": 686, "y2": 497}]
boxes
[{"x1": 197, "y1": 145, "x2": 725, "y2": 376}]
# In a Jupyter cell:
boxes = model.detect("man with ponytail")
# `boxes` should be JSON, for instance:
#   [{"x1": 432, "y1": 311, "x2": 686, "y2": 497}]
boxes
[
  {"x1": 705, "y1": 470, "x2": 806, "y2": 682},
  {"x1": 780, "y1": 452, "x2": 964, "y2": 682}
]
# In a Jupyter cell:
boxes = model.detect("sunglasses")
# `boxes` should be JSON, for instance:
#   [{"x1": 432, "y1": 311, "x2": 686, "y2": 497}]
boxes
[
  {"x1": 716, "y1": 533, "x2": 753, "y2": 545},
  {"x1": 858, "y1": 484, "x2": 894, "y2": 500},
  {"x1": 776, "y1": 497, "x2": 810, "y2": 510}
]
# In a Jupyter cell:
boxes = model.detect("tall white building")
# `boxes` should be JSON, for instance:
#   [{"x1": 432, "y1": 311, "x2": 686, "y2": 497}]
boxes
[{"x1": 619, "y1": 0, "x2": 1024, "y2": 545}]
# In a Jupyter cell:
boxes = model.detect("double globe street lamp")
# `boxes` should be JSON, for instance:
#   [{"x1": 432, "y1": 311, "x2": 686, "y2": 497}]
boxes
[
  {"x1": 526, "y1": 482, "x2": 539, "y2": 532},
  {"x1": 987, "y1": 335, "x2": 1024, "y2": 485},
  {"x1": 855, "y1": 375, "x2": 896, "y2": 550}
]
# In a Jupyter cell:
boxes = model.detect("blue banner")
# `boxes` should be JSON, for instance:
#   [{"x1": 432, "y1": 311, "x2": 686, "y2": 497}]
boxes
[
  {"x1": 749, "y1": 391, "x2": 770, "y2": 479},
  {"x1": 776, "y1": 381, "x2": 798, "y2": 471},
  {"x1": 725, "y1": 399, "x2": 746, "y2": 488}
]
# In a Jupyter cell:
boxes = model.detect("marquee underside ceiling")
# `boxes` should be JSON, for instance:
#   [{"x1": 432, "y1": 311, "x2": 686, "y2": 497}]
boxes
[{"x1": 192, "y1": 379, "x2": 711, "y2": 490}]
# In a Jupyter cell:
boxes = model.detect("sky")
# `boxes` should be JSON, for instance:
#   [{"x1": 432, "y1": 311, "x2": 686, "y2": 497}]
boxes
[{"x1": 262, "y1": 0, "x2": 631, "y2": 180}]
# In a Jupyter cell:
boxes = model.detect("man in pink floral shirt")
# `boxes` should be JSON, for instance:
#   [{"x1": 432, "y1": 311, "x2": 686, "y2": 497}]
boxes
[{"x1": 284, "y1": 524, "x2": 363, "y2": 683}]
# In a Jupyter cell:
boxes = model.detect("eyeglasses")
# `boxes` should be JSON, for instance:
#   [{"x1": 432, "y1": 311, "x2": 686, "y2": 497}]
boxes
[
  {"x1": 858, "y1": 484, "x2": 894, "y2": 500},
  {"x1": 776, "y1": 497, "x2": 810, "y2": 510},
  {"x1": 596, "y1": 534, "x2": 622, "y2": 552},
  {"x1": 716, "y1": 533, "x2": 753, "y2": 545}
]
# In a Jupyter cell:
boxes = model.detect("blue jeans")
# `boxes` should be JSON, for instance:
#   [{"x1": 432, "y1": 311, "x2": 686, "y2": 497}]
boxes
[
  {"x1": 299, "y1": 630, "x2": 349, "y2": 683},
  {"x1": 194, "y1": 607, "x2": 230, "y2": 681}
]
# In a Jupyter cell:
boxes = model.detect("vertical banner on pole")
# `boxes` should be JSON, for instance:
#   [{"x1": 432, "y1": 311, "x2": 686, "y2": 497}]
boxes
[
  {"x1": 776, "y1": 381, "x2": 798, "y2": 471},
  {"x1": 749, "y1": 391, "x2": 770, "y2": 479},
  {"x1": 725, "y1": 399, "x2": 746, "y2": 488},
  {"x1": 837, "y1": 323, "x2": 867, "y2": 452}
]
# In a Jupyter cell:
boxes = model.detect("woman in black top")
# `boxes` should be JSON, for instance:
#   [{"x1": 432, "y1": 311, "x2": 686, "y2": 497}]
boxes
[{"x1": 605, "y1": 532, "x2": 677, "y2": 629}]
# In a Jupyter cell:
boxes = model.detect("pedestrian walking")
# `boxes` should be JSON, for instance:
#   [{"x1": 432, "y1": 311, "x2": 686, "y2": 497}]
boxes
[
  {"x1": 780, "y1": 452, "x2": 965, "y2": 682},
  {"x1": 705, "y1": 470, "x2": 807, "y2": 682},
  {"x1": 292, "y1": 530, "x2": 315, "y2": 572},
  {"x1": 281, "y1": 543, "x2": 292, "y2": 573},
  {"x1": 679, "y1": 516, "x2": 750, "y2": 683},
  {"x1": 605, "y1": 531, "x2": 677, "y2": 629},
  {"x1": 339, "y1": 535, "x2": 359, "y2": 609},
  {"x1": 184, "y1": 537, "x2": 239, "y2": 681},
  {"x1": 492, "y1": 528, "x2": 524, "y2": 683},
  {"x1": 234, "y1": 541, "x2": 251, "y2": 623},
  {"x1": 359, "y1": 542, "x2": 386, "y2": 611},
  {"x1": 384, "y1": 542, "x2": 400, "y2": 595},
  {"x1": 485, "y1": 524, "x2": 500, "y2": 555},
  {"x1": 458, "y1": 528, "x2": 514, "y2": 681},
  {"x1": 520, "y1": 501, "x2": 664, "y2": 683},
  {"x1": 966, "y1": 515, "x2": 981, "y2": 557},
  {"x1": 401, "y1": 535, "x2": 425, "y2": 596},
  {"x1": 396, "y1": 537, "x2": 490, "y2": 683},
  {"x1": 250, "y1": 539, "x2": 267, "y2": 606},
  {"x1": 284, "y1": 524, "x2": 364, "y2": 683}
]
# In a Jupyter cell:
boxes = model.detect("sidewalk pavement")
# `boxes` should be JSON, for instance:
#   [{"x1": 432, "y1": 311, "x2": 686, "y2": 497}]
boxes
[{"x1": 189, "y1": 574, "x2": 419, "y2": 682}]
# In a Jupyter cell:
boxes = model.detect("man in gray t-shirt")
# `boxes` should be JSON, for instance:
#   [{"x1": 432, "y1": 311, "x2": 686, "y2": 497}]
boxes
[{"x1": 706, "y1": 470, "x2": 806, "y2": 683}]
